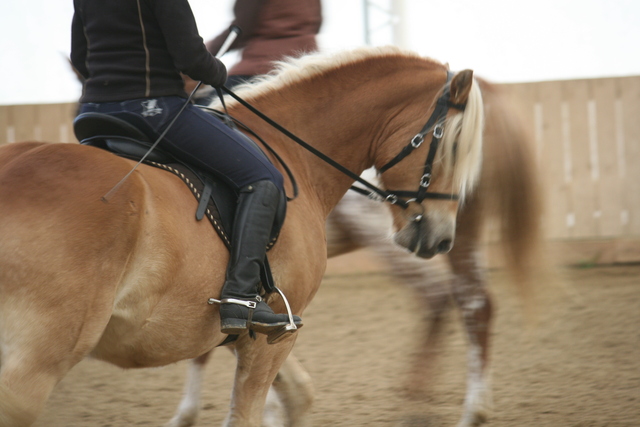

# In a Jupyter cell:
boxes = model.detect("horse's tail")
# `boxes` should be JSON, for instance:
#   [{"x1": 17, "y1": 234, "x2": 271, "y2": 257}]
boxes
[{"x1": 478, "y1": 80, "x2": 548, "y2": 301}]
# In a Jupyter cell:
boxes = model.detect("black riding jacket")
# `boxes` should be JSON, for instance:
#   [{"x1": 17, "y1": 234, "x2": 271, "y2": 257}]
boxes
[{"x1": 71, "y1": 0, "x2": 227, "y2": 103}]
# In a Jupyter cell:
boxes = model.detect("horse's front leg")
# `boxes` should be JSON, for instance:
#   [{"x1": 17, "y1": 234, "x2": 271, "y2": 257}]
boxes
[
  {"x1": 263, "y1": 354, "x2": 314, "y2": 427},
  {"x1": 448, "y1": 209, "x2": 493, "y2": 427},
  {"x1": 224, "y1": 334, "x2": 297, "y2": 427},
  {"x1": 165, "y1": 351, "x2": 213, "y2": 427},
  {"x1": 330, "y1": 188, "x2": 455, "y2": 397},
  {"x1": 390, "y1": 256, "x2": 453, "y2": 398}
]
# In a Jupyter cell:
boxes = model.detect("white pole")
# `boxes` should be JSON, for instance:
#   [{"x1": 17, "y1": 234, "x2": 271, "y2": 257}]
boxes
[
  {"x1": 392, "y1": 0, "x2": 409, "y2": 48},
  {"x1": 363, "y1": 0, "x2": 372, "y2": 45}
]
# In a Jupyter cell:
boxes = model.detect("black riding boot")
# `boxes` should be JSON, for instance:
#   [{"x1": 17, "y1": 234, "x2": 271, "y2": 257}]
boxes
[{"x1": 219, "y1": 180, "x2": 302, "y2": 335}]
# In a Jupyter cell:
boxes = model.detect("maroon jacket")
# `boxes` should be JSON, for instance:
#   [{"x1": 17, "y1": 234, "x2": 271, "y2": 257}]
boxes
[{"x1": 207, "y1": 0, "x2": 322, "y2": 76}]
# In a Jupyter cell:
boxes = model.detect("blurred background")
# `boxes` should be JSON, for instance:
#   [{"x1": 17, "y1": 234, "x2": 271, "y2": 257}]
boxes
[
  {"x1": 3, "y1": 2, "x2": 640, "y2": 426},
  {"x1": 1, "y1": 0, "x2": 639, "y2": 105}
]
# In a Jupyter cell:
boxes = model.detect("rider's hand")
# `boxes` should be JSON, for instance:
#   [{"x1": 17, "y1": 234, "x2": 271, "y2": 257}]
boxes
[{"x1": 208, "y1": 59, "x2": 228, "y2": 88}]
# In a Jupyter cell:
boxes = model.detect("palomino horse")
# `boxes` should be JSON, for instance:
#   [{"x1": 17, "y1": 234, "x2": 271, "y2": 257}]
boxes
[
  {"x1": 166, "y1": 79, "x2": 544, "y2": 427},
  {"x1": 0, "y1": 46, "x2": 484, "y2": 426}
]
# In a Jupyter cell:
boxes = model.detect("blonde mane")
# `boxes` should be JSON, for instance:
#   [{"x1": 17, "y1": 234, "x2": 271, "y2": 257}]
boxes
[
  {"x1": 212, "y1": 45, "x2": 425, "y2": 103},
  {"x1": 439, "y1": 80, "x2": 484, "y2": 199}
]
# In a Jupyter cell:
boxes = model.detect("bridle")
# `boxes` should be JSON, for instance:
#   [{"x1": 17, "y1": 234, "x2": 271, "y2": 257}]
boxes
[
  {"x1": 350, "y1": 71, "x2": 466, "y2": 209},
  {"x1": 219, "y1": 70, "x2": 467, "y2": 211}
]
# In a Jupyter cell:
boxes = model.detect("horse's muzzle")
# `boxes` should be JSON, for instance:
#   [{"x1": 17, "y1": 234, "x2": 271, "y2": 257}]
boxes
[{"x1": 393, "y1": 216, "x2": 455, "y2": 259}]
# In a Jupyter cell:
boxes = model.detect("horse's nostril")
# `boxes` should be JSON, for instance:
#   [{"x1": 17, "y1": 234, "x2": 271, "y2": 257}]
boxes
[{"x1": 437, "y1": 239, "x2": 453, "y2": 253}]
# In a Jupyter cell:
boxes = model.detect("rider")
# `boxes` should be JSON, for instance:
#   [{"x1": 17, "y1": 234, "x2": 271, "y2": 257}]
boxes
[{"x1": 71, "y1": 0, "x2": 302, "y2": 337}]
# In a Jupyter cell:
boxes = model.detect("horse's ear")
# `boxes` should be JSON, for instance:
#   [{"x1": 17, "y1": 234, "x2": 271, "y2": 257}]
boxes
[{"x1": 450, "y1": 69, "x2": 474, "y2": 105}]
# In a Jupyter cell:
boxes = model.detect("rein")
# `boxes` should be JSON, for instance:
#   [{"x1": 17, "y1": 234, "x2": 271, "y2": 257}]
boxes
[{"x1": 220, "y1": 70, "x2": 466, "y2": 210}]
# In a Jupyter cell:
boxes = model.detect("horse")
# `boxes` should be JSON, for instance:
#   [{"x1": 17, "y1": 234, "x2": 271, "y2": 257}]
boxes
[
  {"x1": 0, "y1": 46, "x2": 485, "y2": 427},
  {"x1": 165, "y1": 78, "x2": 545, "y2": 427}
]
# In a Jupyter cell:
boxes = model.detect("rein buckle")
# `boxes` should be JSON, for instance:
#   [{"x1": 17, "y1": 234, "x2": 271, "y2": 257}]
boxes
[
  {"x1": 433, "y1": 123, "x2": 444, "y2": 139},
  {"x1": 411, "y1": 134, "x2": 424, "y2": 148},
  {"x1": 385, "y1": 194, "x2": 399, "y2": 205},
  {"x1": 420, "y1": 173, "x2": 432, "y2": 188}
]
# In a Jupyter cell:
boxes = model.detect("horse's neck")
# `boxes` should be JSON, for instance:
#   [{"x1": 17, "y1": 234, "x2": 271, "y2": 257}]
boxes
[{"x1": 232, "y1": 64, "x2": 432, "y2": 215}]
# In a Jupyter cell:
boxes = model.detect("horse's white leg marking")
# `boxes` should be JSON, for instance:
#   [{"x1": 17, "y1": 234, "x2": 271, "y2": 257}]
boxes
[
  {"x1": 451, "y1": 250, "x2": 493, "y2": 427},
  {"x1": 456, "y1": 341, "x2": 492, "y2": 427},
  {"x1": 262, "y1": 387, "x2": 286, "y2": 427},
  {"x1": 165, "y1": 351, "x2": 212, "y2": 427}
]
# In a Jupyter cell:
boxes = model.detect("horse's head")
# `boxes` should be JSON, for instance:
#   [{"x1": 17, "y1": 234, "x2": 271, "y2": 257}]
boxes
[{"x1": 377, "y1": 68, "x2": 484, "y2": 259}]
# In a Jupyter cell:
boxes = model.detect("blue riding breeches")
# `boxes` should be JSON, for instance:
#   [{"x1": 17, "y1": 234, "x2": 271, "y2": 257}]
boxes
[{"x1": 78, "y1": 96, "x2": 284, "y2": 191}]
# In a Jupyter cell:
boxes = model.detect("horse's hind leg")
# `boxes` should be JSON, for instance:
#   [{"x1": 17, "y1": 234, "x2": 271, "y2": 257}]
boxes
[
  {"x1": 165, "y1": 351, "x2": 214, "y2": 427},
  {"x1": 1, "y1": 273, "x2": 115, "y2": 426},
  {"x1": 0, "y1": 321, "x2": 100, "y2": 426},
  {"x1": 0, "y1": 352, "x2": 63, "y2": 427},
  {"x1": 448, "y1": 206, "x2": 493, "y2": 427}
]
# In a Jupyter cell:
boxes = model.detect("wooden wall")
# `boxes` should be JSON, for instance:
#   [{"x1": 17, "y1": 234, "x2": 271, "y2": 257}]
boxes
[
  {"x1": 501, "y1": 76, "x2": 640, "y2": 264},
  {"x1": 0, "y1": 103, "x2": 76, "y2": 145},
  {"x1": 2, "y1": 75, "x2": 640, "y2": 265}
]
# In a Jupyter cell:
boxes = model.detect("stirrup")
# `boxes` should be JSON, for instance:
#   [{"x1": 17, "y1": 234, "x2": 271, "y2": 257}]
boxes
[{"x1": 266, "y1": 286, "x2": 299, "y2": 344}]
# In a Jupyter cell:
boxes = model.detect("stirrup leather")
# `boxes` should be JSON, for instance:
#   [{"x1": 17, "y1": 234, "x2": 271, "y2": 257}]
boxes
[
  {"x1": 216, "y1": 297, "x2": 258, "y2": 309},
  {"x1": 208, "y1": 295, "x2": 259, "y2": 330}
]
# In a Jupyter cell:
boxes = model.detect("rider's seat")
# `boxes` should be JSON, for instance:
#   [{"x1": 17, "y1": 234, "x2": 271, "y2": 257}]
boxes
[{"x1": 73, "y1": 112, "x2": 173, "y2": 164}]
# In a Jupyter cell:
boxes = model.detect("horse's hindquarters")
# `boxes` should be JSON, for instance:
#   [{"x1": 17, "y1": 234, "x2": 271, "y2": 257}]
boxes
[{"x1": 0, "y1": 143, "x2": 151, "y2": 424}]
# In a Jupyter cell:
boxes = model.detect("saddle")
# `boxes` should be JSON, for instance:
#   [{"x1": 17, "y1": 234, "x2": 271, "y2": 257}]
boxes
[{"x1": 73, "y1": 112, "x2": 280, "y2": 294}]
